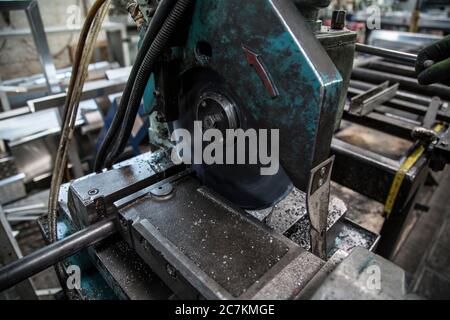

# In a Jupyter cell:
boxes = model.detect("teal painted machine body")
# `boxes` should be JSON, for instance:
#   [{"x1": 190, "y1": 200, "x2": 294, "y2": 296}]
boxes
[
  {"x1": 41, "y1": 0, "x2": 350, "y2": 299},
  {"x1": 40, "y1": 215, "x2": 118, "y2": 299},
  {"x1": 144, "y1": 0, "x2": 343, "y2": 191}
]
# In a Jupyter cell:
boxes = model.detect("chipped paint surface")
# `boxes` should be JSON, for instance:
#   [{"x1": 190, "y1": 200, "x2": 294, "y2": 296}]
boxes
[
  {"x1": 183, "y1": 0, "x2": 342, "y2": 190},
  {"x1": 140, "y1": 0, "x2": 343, "y2": 191}
]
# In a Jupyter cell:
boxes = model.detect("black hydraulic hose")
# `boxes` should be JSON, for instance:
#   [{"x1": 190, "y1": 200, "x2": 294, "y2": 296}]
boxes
[
  {"x1": 94, "y1": 0, "x2": 178, "y2": 172},
  {"x1": 104, "y1": 0, "x2": 194, "y2": 168}
]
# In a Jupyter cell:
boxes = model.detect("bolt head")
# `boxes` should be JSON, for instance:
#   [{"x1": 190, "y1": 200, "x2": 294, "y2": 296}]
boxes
[
  {"x1": 88, "y1": 188, "x2": 99, "y2": 196},
  {"x1": 318, "y1": 178, "x2": 324, "y2": 187}
]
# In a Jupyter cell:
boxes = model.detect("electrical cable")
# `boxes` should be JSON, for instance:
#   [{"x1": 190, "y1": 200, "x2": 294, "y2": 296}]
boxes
[
  {"x1": 47, "y1": 0, "x2": 111, "y2": 244},
  {"x1": 103, "y1": 0, "x2": 193, "y2": 168},
  {"x1": 61, "y1": 0, "x2": 110, "y2": 124},
  {"x1": 93, "y1": 0, "x2": 178, "y2": 172}
]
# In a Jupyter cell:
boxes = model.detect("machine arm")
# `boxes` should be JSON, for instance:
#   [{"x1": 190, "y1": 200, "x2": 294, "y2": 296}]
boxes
[{"x1": 0, "y1": 219, "x2": 116, "y2": 292}]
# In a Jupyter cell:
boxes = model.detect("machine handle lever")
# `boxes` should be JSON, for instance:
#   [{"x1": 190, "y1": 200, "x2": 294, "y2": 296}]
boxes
[
  {"x1": 355, "y1": 43, "x2": 418, "y2": 64},
  {"x1": 0, "y1": 219, "x2": 116, "y2": 292}
]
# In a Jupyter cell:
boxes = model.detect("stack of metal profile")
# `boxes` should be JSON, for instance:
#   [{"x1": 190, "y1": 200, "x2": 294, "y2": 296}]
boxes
[{"x1": 0, "y1": 156, "x2": 26, "y2": 205}]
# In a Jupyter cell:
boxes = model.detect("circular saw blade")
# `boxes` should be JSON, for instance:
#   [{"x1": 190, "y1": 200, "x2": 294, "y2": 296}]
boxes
[
  {"x1": 194, "y1": 162, "x2": 294, "y2": 210},
  {"x1": 171, "y1": 73, "x2": 293, "y2": 210}
]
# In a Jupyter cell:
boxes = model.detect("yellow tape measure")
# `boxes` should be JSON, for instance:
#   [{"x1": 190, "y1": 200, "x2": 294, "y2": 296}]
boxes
[{"x1": 384, "y1": 124, "x2": 445, "y2": 218}]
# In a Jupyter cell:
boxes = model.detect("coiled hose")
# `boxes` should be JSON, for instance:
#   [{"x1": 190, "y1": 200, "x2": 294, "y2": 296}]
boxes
[
  {"x1": 96, "y1": 0, "x2": 194, "y2": 170},
  {"x1": 93, "y1": 0, "x2": 179, "y2": 172}
]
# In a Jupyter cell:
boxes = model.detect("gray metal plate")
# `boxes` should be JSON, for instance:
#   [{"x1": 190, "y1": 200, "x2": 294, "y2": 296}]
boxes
[
  {"x1": 0, "y1": 173, "x2": 26, "y2": 205},
  {"x1": 91, "y1": 237, "x2": 172, "y2": 300},
  {"x1": 120, "y1": 177, "x2": 301, "y2": 298}
]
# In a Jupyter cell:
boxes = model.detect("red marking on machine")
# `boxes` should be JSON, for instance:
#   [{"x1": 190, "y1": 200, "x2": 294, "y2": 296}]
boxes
[{"x1": 242, "y1": 45, "x2": 279, "y2": 98}]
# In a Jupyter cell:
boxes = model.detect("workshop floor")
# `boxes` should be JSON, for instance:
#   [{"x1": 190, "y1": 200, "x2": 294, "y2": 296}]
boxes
[{"x1": 392, "y1": 168, "x2": 450, "y2": 299}]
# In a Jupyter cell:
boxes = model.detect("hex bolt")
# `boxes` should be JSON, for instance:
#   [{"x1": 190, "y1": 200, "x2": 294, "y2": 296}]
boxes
[
  {"x1": 150, "y1": 183, "x2": 174, "y2": 201},
  {"x1": 88, "y1": 188, "x2": 99, "y2": 196},
  {"x1": 318, "y1": 178, "x2": 324, "y2": 187}
]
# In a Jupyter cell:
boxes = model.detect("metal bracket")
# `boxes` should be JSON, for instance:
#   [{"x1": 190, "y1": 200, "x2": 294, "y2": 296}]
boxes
[
  {"x1": 349, "y1": 81, "x2": 399, "y2": 116},
  {"x1": 423, "y1": 97, "x2": 441, "y2": 129},
  {"x1": 436, "y1": 128, "x2": 450, "y2": 155},
  {"x1": 307, "y1": 156, "x2": 335, "y2": 260},
  {"x1": 0, "y1": 0, "x2": 60, "y2": 94},
  {"x1": 411, "y1": 97, "x2": 442, "y2": 145},
  {"x1": 0, "y1": 206, "x2": 37, "y2": 299},
  {"x1": 431, "y1": 126, "x2": 450, "y2": 171}
]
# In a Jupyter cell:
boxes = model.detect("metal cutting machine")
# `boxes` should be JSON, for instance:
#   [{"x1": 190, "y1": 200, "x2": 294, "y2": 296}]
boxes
[{"x1": 0, "y1": 0, "x2": 420, "y2": 300}]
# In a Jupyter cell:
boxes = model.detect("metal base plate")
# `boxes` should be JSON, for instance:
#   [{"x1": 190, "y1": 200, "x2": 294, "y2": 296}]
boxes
[
  {"x1": 61, "y1": 153, "x2": 380, "y2": 299},
  {"x1": 119, "y1": 175, "x2": 322, "y2": 299}
]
